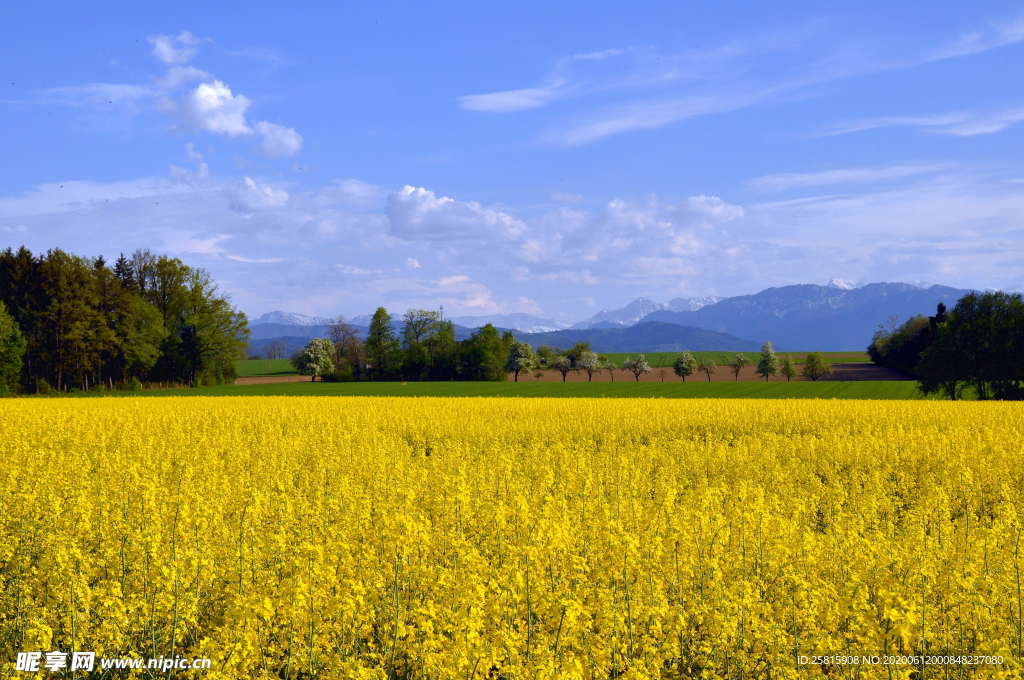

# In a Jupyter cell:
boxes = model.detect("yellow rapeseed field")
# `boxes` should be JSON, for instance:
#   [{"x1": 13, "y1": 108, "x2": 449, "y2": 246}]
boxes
[{"x1": 1, "y1": 397, "x2": 1023, "y2": 679}]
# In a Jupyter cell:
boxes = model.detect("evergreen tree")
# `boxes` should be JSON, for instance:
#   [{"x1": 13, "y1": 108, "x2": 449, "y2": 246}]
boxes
[{"x1": 366, "y1": 307, "x2": 401, "y2": 379}]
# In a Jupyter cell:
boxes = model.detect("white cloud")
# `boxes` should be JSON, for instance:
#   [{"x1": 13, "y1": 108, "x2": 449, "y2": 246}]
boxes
[
  {"x1": 157, "y1": 65, "x2": 211, "y2": 90},
  {"x1": 749, "y1": 163, "x2": 956, "y2": 192},
  {"x1": 231, "y1": 177, "x2": 289, "y2": 212},
  {"x1": 38, "y1": 33, "x2": 303, "y2": 159},
  {"x1": 465, "y1": 14, "x2": 1024, "y2": 146},
  {"x1": 387, "y1": 185, "x2": 527, "y2": 241},
  {"x1": 928, "y1": 15, "x2": 1024, "y2": 60},
  {"x1": 436, "y1": 275, "x2": 499, "y2": 311},
  {"x1": 5, "y1": 146, "x2": 1021, "y2": 319},
  {"x1": 822, "y1": 108, "x2": 1024, "y2": 138},
  {"x1": 336, "y1": 264, "x2": 383, "y2": 275},
  {"x1": 254, "y1": 121, "x2": 303, "y2": 157},
  {"x1": 148, "y1": 31, "x2": 201, "y2": 65},
  {"x1": 168, "y1": 143, "x2": 210, "y2": 181},
  {"x1": 460, "y1": 87, "x2": 563, "y2": 113},
  {"x1": 180, "y1": 80, "x2": 253, "y2": 136},
  {"x1": 226, "y1": 255, "x2": 286, "y2": 264},
  {"x1": 683, "y1": 195, "x2": 745, "y2": 222},
  {"x1": 458, "y1": 48, "x2": 625, "y2": 112}
]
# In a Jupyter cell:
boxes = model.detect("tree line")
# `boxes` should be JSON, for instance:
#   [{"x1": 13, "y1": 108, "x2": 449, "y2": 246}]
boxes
[
  {"x1": 291, "y1": 314, "x2": 834, "y2": 385},
  {"x1": 0, "y1": 246, "x2": 249, "y2": 394},
  {"x1": 868, "y1": 290, "x2": 1024, "y2": 400},
  {"x1": 292, "y1": 308, "x2": 515, "y2": 382}
]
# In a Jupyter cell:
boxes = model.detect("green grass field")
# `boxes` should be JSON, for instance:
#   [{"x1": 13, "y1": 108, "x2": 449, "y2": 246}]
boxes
[
  {"x1": 235, "y1": 358, "x2": 297, "y2": 377},
  {"x1": 600, "y1": 351, "x2": 871, "y2": 367},
  {"x1": 142, "y1": 380, "x2": 924, "y2": 399}
]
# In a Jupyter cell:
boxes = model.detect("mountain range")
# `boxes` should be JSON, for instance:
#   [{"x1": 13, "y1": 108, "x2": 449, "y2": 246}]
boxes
[{"x1": 248, "y1": 280, "x2": 979, "y2": 355}]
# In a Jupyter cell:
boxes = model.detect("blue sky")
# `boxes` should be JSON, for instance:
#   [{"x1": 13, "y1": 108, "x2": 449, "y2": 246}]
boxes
[{"x1": 3, "y1": 1, "x2": 1024, "y2": 322}]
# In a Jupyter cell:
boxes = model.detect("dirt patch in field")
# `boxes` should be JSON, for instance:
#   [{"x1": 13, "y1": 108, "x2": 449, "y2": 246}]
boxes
[
  {"x1": 235, "y1": 375, "x2": 309, "y2": 385},
  {"x1": 510, "y1": 362, "x2": 910, "y2": 383}
]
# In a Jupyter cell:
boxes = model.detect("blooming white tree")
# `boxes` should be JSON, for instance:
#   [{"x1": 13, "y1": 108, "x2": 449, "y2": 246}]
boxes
[
  {"x1": 622, "y1": 354, "x2": 652, "y2": 382},
  {"x1": 577, "y1": 351, "x2": 600, "y2": 382},
  {"x1": 292, "y1": 338, "x2": 335, "y2": 381},
  {"x1": 505, "y1": 342, "x2": 536, "y2": 382}
]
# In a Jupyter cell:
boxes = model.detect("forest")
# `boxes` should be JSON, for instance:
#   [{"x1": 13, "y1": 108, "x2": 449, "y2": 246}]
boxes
[{"x1": 0, "y1": 246, "x2": 248, "y2": 393}]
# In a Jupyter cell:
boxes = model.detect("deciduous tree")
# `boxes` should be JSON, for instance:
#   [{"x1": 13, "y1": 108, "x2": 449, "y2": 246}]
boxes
[
  {"x1": 756, "y1": 342, "x2": 779, "y2": 381},
  {"x1": 293, "y1": 338, "x2": 335, "y2": 381},
  {"x1": 802, "y1": 352, "x2": 831, "y2": 381},
  {"x1": 622, "y1": 354, "x2": 652, "y2": 382},
  {"x1": 672, "y1": 351, "x2": 697, "y2": 381}
]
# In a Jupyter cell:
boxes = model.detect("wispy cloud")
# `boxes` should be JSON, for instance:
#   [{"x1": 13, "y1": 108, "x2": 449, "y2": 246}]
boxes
[
  {"x1": 821, "y1": 107, "x2": 1024, "y2": 137},
  {"x1": 749, "y1": 162, "x2": 957, "y2": 192},
  {"x1": 926, "y1": 14, "x2": 1024, "y2": 60},
  {"x1": 458, "y1": 48, "x2": 626, "y2": 112},
  {"x1": 462, "y1": 13, "x2": 1024, "y2": 146}
]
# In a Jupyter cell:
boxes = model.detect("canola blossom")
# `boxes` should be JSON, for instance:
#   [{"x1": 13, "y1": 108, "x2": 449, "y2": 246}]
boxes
[{"x1": 1, "y1": 397, "x2": 1023, "y2": 679}]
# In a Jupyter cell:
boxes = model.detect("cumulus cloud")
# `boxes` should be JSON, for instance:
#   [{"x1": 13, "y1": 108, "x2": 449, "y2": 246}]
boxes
[
  {"x1": 387, "y1": 185, "x2": 527, "y2": 241},
  {"x1": 148, "y1": 31, "x2": 201, "y2": 65},
  {"x1": 40, "y1": 30, "x2": 303, "y2": 159},
  {"x1": 4, "y1": 166, "x2": 1023, "y2": 319},
  {"x1": 180, "y1": 80, "x2": 253, "y2": 135},
  {"x1": 254, "y1": 121, "x2": 303, "y2": 157}
]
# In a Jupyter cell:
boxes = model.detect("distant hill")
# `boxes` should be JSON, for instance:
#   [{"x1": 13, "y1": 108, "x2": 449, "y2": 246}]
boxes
[
  {"x1": 641, "y1": 283, "x2": 973, "y2": 350},
  {"x1": 521, "y1": 322, "x2": 758, "y2": 352},
  {"x1": 247, "y1": 281, "x2": 982, "y2": 356}
]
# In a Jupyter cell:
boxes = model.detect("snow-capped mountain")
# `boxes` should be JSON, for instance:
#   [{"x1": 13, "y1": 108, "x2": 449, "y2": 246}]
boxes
[
  {"x1": 826, "y1": 278, "x2": 860, "y2": 290},
  {"x1": 252, "y1": 311, "x2": 332, "y2": 326},
  {"x1": 447, "y1": 313, "x2": 567, "y2": 333},
  {"x1": 667, "y1": 295, "x2": 721, "y2": 312},
  {"x1": 641, "y1": 282, "x2": 973, "y2": 350},
  {"x1": 571, "y1": 298, "x2": 666, "y2": 329}
]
